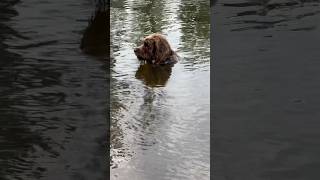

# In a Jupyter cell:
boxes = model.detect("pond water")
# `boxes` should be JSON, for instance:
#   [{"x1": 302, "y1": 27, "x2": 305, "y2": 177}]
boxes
[
  {"x1": 213, "y1": 0, "x2": 320, "y2": 180},
  {"x1": 110, "y1": 0, "x2": 210, "y2": 180},
  {"x1": 0, "y1": 0, "x2": 107, "y2": 179}
]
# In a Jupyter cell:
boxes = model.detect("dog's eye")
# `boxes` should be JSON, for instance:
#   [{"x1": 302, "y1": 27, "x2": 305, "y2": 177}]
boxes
[{"x1": 144, "y1": 42, "x2": 149, "y2": 47}]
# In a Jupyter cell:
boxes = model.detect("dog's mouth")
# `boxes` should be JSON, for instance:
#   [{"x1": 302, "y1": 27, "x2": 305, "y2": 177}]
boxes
[
  {"x1": 134, "y1": 49, "x2": 144, "y2": 60},
  {"x1": 135, "y1": 54, "x2": 144, "y2": 60},
  {"x1": 138, "y1": 57, "x2": 144, "y2": 60}
]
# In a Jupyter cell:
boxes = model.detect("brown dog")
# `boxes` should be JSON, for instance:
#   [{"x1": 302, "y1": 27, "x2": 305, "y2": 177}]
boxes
[{"x1": 134, "y1": 33, "x2": 178, "y2": 65}]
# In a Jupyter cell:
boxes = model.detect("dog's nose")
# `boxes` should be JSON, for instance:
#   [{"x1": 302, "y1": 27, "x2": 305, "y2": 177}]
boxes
[{"x1": 134, "y1": 48, "x2": 138, "y2": 53}]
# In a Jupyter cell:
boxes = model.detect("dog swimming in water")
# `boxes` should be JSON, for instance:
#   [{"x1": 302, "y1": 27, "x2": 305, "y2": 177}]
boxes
[{"x1": 134, "y1": 33, "x2": 178, "y2": 65}]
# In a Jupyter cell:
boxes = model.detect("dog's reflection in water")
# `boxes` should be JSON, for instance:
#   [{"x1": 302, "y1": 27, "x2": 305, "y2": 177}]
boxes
[
  {"x1": 80, "y1": 6, "x2": 108, "y2": 56},
  {"x1": 135, "y1": 62, "x2": 173, "y2": 87}
]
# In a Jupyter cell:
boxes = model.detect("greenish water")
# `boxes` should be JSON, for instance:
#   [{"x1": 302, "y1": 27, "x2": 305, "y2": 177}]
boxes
[{"x1": 110, "y1": 0, "x2": 210, "y2": 179}]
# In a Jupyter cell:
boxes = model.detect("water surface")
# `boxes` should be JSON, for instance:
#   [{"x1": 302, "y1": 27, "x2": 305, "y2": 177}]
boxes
[
  {"x1": 213, "y1": 0, "x2": 320, "y2": 179},
  {"x1": 0, "y1": 1, "x2": 108, "y2": 179},
  {"x1": 110, "y1": 0, "x2": 210, "y2": 179}
]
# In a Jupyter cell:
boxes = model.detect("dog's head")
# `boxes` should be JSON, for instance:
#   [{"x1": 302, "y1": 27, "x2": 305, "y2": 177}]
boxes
[{"x1": 134, "y1": 33, "x2": 174, "y2": 64}]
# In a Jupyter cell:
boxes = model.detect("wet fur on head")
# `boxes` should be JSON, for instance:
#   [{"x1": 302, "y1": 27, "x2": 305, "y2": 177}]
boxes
[{"x1": 134, "y1": 33, "x2": 177, "y2": 65}]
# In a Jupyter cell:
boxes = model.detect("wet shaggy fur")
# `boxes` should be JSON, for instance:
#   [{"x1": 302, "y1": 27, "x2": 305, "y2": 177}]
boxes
[{"x1": 134, "y1": 33, "x2": 178, "y2": 65}]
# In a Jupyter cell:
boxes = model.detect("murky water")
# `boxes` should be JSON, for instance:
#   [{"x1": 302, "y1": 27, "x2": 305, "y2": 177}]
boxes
[
  {"x1": 0, "y1": 0, "x2": 107, "y2": 179},
  {"x1": 213, "y1": 0, "x2": 320, "y2": 180},
  {"x1": 110, "y1": 0, "x2": 210, "y2": 180}
]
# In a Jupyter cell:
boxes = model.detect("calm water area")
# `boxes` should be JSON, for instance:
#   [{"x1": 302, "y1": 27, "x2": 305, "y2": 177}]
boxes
[
  {"x1": 0, "y1": 1, "x2": 108, "y2": 179},
  {"x1": 213, "y1": 0, "x2": 320, "y2": 179}
]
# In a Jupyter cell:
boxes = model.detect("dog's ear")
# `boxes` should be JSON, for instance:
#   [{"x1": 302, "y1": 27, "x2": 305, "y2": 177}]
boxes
[{"x1": 153, "y1": 35, "x2": 172, "y2": 64}]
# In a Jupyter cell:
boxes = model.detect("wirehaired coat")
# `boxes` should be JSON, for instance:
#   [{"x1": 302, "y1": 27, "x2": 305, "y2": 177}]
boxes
[{"x1": 134, "y1": 33, "x2": 178, "y2": 65}]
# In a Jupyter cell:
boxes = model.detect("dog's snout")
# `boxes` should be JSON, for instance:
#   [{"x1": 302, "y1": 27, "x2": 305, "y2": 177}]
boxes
[{"x1": 134, "y1": 48, "x2": 138, "y2": 53}]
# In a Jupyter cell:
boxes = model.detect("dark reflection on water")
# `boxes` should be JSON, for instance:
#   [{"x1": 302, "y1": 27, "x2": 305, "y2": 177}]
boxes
[
  {"x1": 214, "y1": 0, "x2": 320, "y2": 180},
  {"x1": 135, "y1": 63, "x2": 173, "y2": 87},
  {"x1": 0, "y1": 0, "x2": 108, "y2": 179},
  {"x1": 111, "y1": 0, "x2": 210, "y2": 180},
  {"x1": 80, "y1": 2, "x2": 109, "y2": 56}
]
